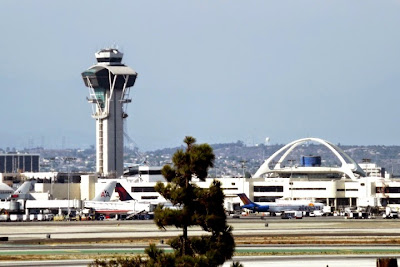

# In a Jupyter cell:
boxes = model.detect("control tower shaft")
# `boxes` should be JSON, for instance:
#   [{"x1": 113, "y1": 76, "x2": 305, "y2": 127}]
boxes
[{"x1": 81, "y1": 48, "x2": 137, "y2": 177}]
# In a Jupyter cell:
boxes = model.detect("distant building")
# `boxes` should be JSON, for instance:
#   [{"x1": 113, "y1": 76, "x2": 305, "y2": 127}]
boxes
[
  {"x1": 0, "y1": 153, "x2": 40, "y2": 173},
  {"x1": 358, "y1": 159, "x2": 389, "y2": 178}
]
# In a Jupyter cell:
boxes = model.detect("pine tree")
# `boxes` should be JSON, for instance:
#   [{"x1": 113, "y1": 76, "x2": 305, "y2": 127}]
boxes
[
  {"x1": 89, "y1": 137, "x2": 237, "y2": 267},
  {"x1": 152, "y1": 136, "x2": 235, "y2": 266}
]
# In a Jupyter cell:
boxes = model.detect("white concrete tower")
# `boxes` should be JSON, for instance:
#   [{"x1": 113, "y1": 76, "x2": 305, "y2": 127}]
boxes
[{"x1": 81, "y1": 48, "x2": 137, "y2": 177}]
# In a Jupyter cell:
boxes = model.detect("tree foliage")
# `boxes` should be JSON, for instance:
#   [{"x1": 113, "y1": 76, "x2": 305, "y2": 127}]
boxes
[{"x1": 153, "y1": 136, "x2": 235, "y2": 266}]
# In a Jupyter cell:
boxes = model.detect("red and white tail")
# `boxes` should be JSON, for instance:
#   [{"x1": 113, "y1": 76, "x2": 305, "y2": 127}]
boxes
[{"x1": 237, "y1": 193, "x2": 254, "y2": 205}]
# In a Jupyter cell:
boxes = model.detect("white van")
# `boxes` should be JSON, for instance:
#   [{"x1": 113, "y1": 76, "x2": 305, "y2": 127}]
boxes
[{"x1": 295, "y1": 211, "x2": 303, "y2": 219}]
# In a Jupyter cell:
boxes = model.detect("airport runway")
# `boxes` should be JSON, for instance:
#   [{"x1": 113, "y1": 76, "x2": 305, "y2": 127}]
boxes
[
  {"x1": 0, "y1": 257, "x2": 386, "y2": 267},
  {"x1": 1, "y1": 217, "x2": 400, "y2": 266},
  {"x1": 0, "y1": 247, "x2": 398, "y2": 267},
  {"x1": 2, "y1": 217, "x2": 400, "y2": 242},
  {"x1": 2, "y1": 244, "x2": 400, "y2": 255}
]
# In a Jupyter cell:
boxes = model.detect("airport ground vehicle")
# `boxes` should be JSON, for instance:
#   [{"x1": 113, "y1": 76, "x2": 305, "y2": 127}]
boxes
[{"x1": 281, "y1": 211, "x2": 303, "y2": 219}]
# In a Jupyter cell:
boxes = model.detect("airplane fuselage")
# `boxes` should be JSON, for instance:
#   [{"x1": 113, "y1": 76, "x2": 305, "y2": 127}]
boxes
[
  {"x1": 84, "y1": 200, "x2": 152, "y2": 214},
  {"x1": 242, "y1": 202, "x2": 324, "y2": 213}
]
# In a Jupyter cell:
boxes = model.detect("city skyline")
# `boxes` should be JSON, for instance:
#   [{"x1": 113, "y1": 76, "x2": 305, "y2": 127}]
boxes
[{"x1": 1, "y1": 1, "x2": 400, "y2": 151}]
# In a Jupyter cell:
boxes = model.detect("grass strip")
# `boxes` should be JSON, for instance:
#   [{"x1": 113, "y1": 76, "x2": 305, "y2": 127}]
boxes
[{"x1": 2, "y1": 248, "x2": 400, "y2": 257}]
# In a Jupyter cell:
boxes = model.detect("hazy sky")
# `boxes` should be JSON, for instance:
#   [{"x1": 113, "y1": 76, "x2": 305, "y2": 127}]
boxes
[{"x1": 1, "y1": 1, "x2": 400, "y2": 151}]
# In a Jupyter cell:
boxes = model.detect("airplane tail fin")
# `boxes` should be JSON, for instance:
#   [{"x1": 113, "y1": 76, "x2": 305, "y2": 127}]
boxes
[
  {"x1": 115, "y1": 183, "x2": 134, "y2": 201},
  {"x1": 14, "y1": 181, "x2": 35, "y2": 194},
  {"x1": 237, "y1": 193, "x2": 256, "y2": 206},
  {"x1": 92, "y1": 181, "x2": 117, "y2": 202},
  {"x1": 10, "y1": 180, "x2": 35, "y2": 200}
]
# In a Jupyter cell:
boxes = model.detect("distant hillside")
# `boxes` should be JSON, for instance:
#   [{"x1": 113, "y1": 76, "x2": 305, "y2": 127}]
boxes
[
  {"x1": 13, "y1": 142, "x2": 400, "y2": 176},
  {"x1": 143, "y1": 142, "x2": 400, "y2": 177}
]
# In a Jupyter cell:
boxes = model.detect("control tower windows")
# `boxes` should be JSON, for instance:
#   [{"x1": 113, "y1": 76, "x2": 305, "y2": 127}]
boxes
[
  {"x1": 97, "y1": 57, "x2": 122, "y2": 64},
  {"x1": 94, "y1": 88, "x2": 105, "y2": 108}
]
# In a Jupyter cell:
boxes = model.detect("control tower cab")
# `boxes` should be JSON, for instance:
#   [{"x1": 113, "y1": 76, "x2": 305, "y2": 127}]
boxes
[
  {"x1": 95, "y1": 48, "x2": 123, "y2": 65},
  {"x1": 81, "y1": 48, "x2": 138, "y2": 177}
]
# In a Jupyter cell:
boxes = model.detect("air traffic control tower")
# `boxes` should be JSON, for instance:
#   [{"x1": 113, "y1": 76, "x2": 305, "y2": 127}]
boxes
[{"x1": 81, "y1": 48, "x2": 137, "y2": 177}]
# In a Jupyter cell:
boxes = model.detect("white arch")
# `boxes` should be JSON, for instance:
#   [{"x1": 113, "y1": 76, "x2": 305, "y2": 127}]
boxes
[{"x1": 253, "y1": 137, "x2": 366, "y2": 180}]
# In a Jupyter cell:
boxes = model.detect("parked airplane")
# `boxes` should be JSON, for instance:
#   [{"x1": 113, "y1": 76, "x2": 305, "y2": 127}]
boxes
[
  {"x1": 115, "y1": 183, "x2": 134, "y2": 201},
  {"x1": 90, "y1": 181, "x2": 117, "y2": 202},
  {"x1": 8, "y1": 181, "x2": 36, "y2": 200},
  {"x1": 84, "y1": 181, "x2": 152, "y2": 215},
  {"x1": 0, "y1": 183, "x2": 14, "y2": 200},
  {"x1": 24, "y1": 182, "x2": 118, "y2": 215},
  {"x1": 237, "y1": 193, "x2": 324, "y2": 213}
]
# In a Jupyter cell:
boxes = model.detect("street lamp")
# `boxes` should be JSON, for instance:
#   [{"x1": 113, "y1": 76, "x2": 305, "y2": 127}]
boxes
[
  {"x1": 64, "y1": 157, "x2": 76, "y2": 218},
  {"x1": 240, "y1": 160, "x2": 247, "y2": 178},
  {"x1": 287, "y1": 159, "x2": 296, "y2": 200},
  {"x1": 287, "y1": 159, "x2": 295, "y2": 178},
  {"x1": 45, "y1": 157, "x2": 56, "y2": 198}
]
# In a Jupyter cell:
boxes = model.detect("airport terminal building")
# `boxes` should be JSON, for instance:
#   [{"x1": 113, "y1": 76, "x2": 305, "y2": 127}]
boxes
[
  {"x1": 2, "y1": 138, "x2": 400, "y2": 213},
  {"x1": 92, "y1": 138, "x2": 400, "y2": 212}
]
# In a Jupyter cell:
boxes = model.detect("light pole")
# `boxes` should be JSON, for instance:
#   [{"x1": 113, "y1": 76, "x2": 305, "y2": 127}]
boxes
[
  {"x1": 288, "y1": 159, "x2": 295, "y2": 200},
  {"x1": 287, "y1": 159, "x2": 296, "y2": 179},
  {"x1": 64, "y1": 157, "x2": 76, "y2": 218},
  {"x1": 289, "y1": 181, "x2": 294, "y2": 200},
  {"x1": 45, "y1": 157, "x2": 56, "y2": 198},
  {"x1": 240, "y1": 160, "x2": 247, "y2": 178}
]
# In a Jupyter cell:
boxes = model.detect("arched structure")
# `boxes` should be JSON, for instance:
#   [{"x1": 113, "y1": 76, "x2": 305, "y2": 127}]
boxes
[{"x1": 253, "y1": 137, "x2": 366, "y2": 180}]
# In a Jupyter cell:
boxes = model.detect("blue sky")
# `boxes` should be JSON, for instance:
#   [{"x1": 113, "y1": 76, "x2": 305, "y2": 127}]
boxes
[{"x1": 1, "y1": 1, "x2": 400, "y2": 151}]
